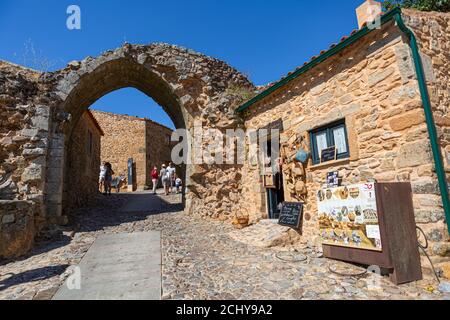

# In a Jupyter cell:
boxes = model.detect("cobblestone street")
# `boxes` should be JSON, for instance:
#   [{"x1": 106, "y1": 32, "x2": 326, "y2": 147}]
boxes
[{"x1": 0, "y1": 192, "x2": 448, "y2": 300}]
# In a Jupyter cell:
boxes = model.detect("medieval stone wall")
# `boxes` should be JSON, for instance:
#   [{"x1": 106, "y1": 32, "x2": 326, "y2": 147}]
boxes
[
  {"x1": 45, "y1": 43, "x2": 253, "y2": 221},
  {"x1": 0, "y1": 61, "x2": 49, "y2": 258},
  {"x1": 1, "y1": 43, "x2": 254, "y2": 257},
  {"x1": 65, "y1": 111, "x2": 102, "y2": 212},
  {"x1": 240, "y1": 10, "x2": 449, "y2": 270}
]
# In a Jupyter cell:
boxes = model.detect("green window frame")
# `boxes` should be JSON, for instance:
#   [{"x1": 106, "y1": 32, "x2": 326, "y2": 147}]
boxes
[{"x1": 310, "y1": 120, "x2": 350, "y2": 165}]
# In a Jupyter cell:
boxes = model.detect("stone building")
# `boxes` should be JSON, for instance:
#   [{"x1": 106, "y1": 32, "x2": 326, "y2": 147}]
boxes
[
  {"x1": 65, "y1": 110, "x2": 103, "y2": 212},
  {"x1": 91, "y1": 110, "x2": 173, "y2": 191},
  {"x1": 237, "y1": 6, "x2": 450, "y2": 270}
]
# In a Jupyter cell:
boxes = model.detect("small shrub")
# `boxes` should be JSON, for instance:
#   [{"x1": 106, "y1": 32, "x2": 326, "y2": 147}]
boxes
[{"x1": 383, "y1": 0, "x2": 450, "y2": 12}]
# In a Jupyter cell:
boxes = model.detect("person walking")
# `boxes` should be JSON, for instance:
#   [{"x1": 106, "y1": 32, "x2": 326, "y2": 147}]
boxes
[
  {"x1": 99, "y1": 162, "x2": 107, "y2": 192},
  {"x1": 160, "y1": 164, "x2": 170, "y2": 196},
  {"x1": 104, "y1": 162, "x2": 115, "y2": 196},
  {"x1": 151, "y1": 165, "x2": 159, "y2": 195},
  {"x1": 167, "y1": 162, "x2": 177, "y2": 194}
]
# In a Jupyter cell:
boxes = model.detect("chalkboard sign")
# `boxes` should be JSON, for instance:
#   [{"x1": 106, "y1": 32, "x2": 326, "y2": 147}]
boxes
[
  {"x1": 278, "y1": 202, "x2": 303, "y2": 229},
  {"x1": 321, "y1": 146, "x2": 337, "y2": 163}
]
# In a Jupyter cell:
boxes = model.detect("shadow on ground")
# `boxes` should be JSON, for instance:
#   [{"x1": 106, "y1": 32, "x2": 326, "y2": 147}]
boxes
[
  {"x1": 0, "y1": 192, "x2": 182, "y2": 266},
  {"x1": 71, "y1": 192, "x2": 184, "y2": 234},
  {"x1": 0, "y1": 265, "x2": 69, "y2": 291},
  {"x1": 0, "y1": 235, "x2": 72, "y2": 267}
]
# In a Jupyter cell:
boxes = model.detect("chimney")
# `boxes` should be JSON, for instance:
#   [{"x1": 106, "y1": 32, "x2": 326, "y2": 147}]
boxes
[{"x1": 356, "y1": 0, "x2": 382, "y2": 29}]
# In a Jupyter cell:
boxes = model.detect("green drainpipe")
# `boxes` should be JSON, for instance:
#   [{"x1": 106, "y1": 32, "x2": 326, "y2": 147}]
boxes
[{"x1": 394, "y1": 11, "x2": 450, "y2": 234}]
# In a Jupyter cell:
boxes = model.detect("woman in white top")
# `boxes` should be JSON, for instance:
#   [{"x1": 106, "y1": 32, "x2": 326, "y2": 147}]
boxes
[
  {"x1": 160, "y1": 164, "x2": 170, "y2": 196},
  {"x1": 99, "y1": 162, "x2": 107, "y2": 191}
]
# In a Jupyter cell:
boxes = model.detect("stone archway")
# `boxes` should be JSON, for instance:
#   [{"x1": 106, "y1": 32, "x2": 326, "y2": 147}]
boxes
[{"x1": 43, "y1": 43, "x2": 254, "y2": 223}]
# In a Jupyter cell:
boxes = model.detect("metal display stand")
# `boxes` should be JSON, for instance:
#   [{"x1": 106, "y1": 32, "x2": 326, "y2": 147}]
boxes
[{"x1": 323, "y1": 183, "x2": 422, "y2": 285}]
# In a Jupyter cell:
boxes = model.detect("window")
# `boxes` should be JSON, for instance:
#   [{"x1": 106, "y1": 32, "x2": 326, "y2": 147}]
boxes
[{"x1": 310, "y1": 120, "x2": 350, "y2": 165}]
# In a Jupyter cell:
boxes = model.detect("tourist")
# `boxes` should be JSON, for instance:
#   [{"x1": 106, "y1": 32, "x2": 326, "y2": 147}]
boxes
[
  {"x1": 99, "y1": 162, "x2": 107, "y2": 191},
  {"x1": 151, "y1": 165, "x2": 159, "y2": 194},
  {"x1": 175, "y1": 175, "x2": 183, "y2": 194},
  {"x1": 160, "y1": 164, "x2": 170, "y2": 196},
  {"x1": 168, "y1": 162, "x2": 177, "y2": 194},
  {"x1": 104, "y1": 162, "x2": 115, "y2": 196}
]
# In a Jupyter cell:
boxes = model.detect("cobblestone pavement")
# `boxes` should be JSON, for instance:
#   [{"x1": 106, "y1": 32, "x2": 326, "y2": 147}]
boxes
[{"x1": 0, "y1": 192, "x2": 447, "y2": 300}]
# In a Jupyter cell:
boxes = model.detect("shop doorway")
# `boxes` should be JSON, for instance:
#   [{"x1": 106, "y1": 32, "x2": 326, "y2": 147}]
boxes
[
  {"x1": 267, "y1": 172, "x2": 285, "y2": 219},
  {"x1": 264, "y1": 136, "x2": 285, "y2": 219}
]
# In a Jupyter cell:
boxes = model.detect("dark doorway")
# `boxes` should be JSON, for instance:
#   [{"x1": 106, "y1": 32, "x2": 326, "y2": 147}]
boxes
[
  {"x1": 267, "y1": 172, "x2": 285, "y2": 219},
  {"x1": 264, "y1": 136, "x2": 285, "y2": 219}
]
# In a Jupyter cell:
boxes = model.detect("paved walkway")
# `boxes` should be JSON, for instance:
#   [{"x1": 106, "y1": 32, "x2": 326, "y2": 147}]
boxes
[
  {"x1": 120, "y1": 192, "x2": 164, "y2": 213},
  {"x1": 0, "y1": 191, "x2": 448, "y2": 300},
  {"x1": 53, "y1": 232, "x2": 161, "y2": 300}
]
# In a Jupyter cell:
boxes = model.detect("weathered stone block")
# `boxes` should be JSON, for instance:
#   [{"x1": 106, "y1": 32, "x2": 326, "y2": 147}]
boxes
[
  {"x1": 389, "y1": 110, "x2": 425, "y2": 131},
  {"x1": 368, "y1": 67, "x2": 395, "y2": 87},
  {"x1": 315, "y1": 92, "x2": 333, "y2": 107},
  {"x1": 433, "y1": 242, "x2": 450, "y2": 257},
  {"x1": 396, "y1": 140, "x2": 432, "y2": 168},
  {"x1": 420, "y1": 53, "x2": 436, "y2": 83},
  {"x1": 31, "y1": 116, "x2": 50, "y2": 131},
  {"x1": 0, "y1": 200, "x2": 36, "y2": 259},
  {"x1": 22, "y1": 164, "x2": 44, "y2": 183},
  {"x1": 49, "y1": 148, "x2": 64, "y2": 157},
  {"x1": 414, "y1": 209, "x2": 444, "y2": 224},
  {"x1": 21, "y1": 128, "x2": 39, "y2": 138},
  {"x1": 2, "y1": 214, "x2": 15, "y2": 224},
  {"x1": 23, "y1": 148, "x2": 46, "y2": 158},
  {"x1": 394, "y1": 44, "x2": 415, "y2": 82},
  {"x1": 412, "y1": 180, "x2": 440, "y2": 195},
  {"x1": 389, "y1": 85, "x2": 417, "y2": 104}
]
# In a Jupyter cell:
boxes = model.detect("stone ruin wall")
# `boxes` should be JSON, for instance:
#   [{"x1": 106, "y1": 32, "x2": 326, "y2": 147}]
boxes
[
  {"x1": 48, "y1": 44, "x2": 254, "y2": 224},
  {"x1": 0, "y1": 43, "x2": 255, "y2": 258},
  {"x1": 240, "y1": 10, "x2": 450, "y2": 272},
  {"x1": 0, "y1": 61, "x2": 49, "y2": 258}
]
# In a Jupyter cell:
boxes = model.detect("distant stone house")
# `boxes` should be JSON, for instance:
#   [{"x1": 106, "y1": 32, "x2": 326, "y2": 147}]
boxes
[
  {"x1": 237, "y1": 6, "x2": 450, "y2": 265},
  {"x1": 91, "y1": 110, "x2": 173, "y2": 191},
  {"x1": 65, "y1": 110, "x2": 104, "y2": 212}
]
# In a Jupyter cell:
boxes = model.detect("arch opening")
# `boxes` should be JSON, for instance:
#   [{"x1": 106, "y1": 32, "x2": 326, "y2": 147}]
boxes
[
  {"x1": 44, "y1": 43, "x2": 254, "y2": 223},
  {"x1": 59, "y1": 58, "x2": 189, "y2": 215}
]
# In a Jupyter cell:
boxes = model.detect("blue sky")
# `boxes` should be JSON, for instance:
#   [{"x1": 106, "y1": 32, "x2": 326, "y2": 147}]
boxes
[{"x1": 0, "y1": 0, "x2": 376, "y2": 129}]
